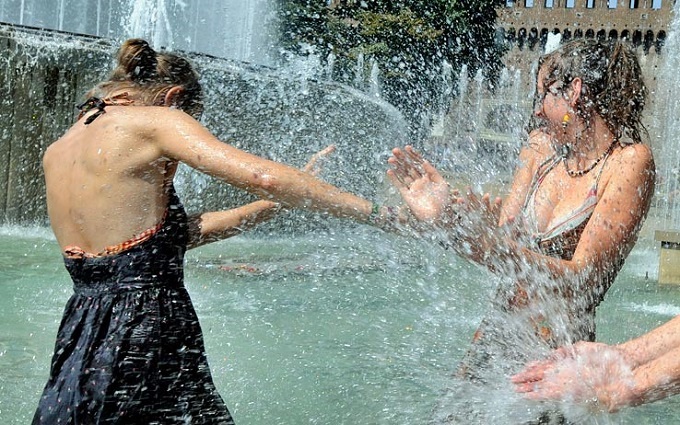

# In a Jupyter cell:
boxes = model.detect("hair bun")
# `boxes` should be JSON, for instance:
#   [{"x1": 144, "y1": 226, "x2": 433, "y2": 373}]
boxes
[{"x1": 114, "y1": 38, "x2": 158, "y2": 82}]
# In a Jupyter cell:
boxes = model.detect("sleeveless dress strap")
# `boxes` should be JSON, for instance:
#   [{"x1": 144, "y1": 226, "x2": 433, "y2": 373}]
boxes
[
  {"x1": 525, "y1": 143, "x2": 617, "y2": 253},
  {"x1": 76, "y1": 92, "x2": 134, "y2": 124}
]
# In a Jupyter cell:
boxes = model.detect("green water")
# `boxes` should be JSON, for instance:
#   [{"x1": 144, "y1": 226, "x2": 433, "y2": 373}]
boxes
[{"x1": 1, "y1": 226, "x2": 679, "y2": 424}]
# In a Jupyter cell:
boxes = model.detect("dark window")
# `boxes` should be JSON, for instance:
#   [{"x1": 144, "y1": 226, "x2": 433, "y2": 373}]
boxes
[
  {"x1": 632, "y1": 30, "x2": 643, "y2": 47},
  {"x1": 562, "y1": 29, "x2": 572, "y2": 41},
  {"x1": 629, "y1": 0, "x2": 640, "y2": 8},
  {"x1": 644, "y1": 30, "x2": 655, "y2": 53},
  {"x1": 528, "y1": 27, "x2": 539, "y2": 49},
  {"x1": 540, "y1": 27, "x2": 550, "y2": 49},
  {"x1": 656, "y1": 31, "x2": 667, "y2": 53},
  {"x1": 586, "y1": 0, "x2": 595, "y2": 7}
]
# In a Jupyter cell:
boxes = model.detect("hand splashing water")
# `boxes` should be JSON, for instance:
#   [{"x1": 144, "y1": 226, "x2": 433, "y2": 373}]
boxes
[{"x1": 512, "y1": 341, "x2": 637, "y2": 422}]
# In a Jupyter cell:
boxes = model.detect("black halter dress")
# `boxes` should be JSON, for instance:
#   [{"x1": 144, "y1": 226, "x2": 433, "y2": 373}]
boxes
[{"x1": 33, "y1": 101, "x2": 234, "y2": 423}]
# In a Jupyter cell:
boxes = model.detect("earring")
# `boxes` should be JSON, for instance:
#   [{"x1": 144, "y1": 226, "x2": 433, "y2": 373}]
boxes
[{"x1": 561, "y1": 113, "x2": 570, "y2": 129}]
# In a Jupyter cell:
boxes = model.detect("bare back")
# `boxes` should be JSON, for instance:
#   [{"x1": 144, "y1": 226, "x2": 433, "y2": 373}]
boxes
[{"x1": 44, "y1": 106, "x2": 174, "y2": 254}]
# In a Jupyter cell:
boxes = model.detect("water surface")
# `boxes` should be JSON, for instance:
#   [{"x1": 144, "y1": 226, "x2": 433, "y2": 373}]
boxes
[{"x1": 1, "y1": 226, "x2": 678, "y2": 424}]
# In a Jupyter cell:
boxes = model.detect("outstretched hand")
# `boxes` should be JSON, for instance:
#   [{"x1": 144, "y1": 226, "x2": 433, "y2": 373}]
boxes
[
  {"x1": 303, "y1": 145, "x2": 336, "y2": 176},
  {"x1": 449, "y1": 187, "x2": 510, "y2": 265},
  {"x1": 511, "y1": 341, "x2": 636, "y2": 413},
  {"x1": 456, "y1": 189, "x2": 504, "y2": 232},
  {"x1": 387, "y1": 146, "x2": 451, "y2": 224}
]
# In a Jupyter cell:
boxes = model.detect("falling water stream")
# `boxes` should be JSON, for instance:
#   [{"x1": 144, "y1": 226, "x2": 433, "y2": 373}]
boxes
[
  {"x1": 1, "y1": 1, "x2": 680, "y2": 424},
  {"x1": 0, "y1": 0, "x2": 275, "y2": 64}
]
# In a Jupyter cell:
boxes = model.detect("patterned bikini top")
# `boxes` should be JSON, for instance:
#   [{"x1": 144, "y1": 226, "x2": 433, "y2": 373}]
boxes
[{"x1": 522, "y1": 147, "x2": 613, "y2": 260}]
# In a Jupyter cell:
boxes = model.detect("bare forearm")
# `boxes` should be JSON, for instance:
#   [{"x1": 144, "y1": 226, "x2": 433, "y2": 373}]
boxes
[
  {"x1": 159, "y1": 119, "x2": 375, "y2": 223},
  {"x1": 618, "y1": 315, "x2": 680, "y2": 369},
  {"x1": 262, "y1": 173, "x2": 374, "y2": 222},
  {"x1": 206, "y1": 154, "x2": 374, "y2": 223},
  {"x1": 188, "y1": 200, "x2": 281, "y2": 249},
  {"x1": 622, "y1": 345, "x2": 680, "y2": 408},
  {"x1": 471, "y1": 237, "x2": 581, "y2": 280}
]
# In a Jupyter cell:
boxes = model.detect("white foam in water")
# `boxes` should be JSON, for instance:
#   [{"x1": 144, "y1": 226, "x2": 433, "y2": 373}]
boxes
[
  {"x1": 0, "y1": 224, "x2": 55, "y2": 240},
  {"x1": 627, "y1": 302, "x2": 680, "y2": 317}
]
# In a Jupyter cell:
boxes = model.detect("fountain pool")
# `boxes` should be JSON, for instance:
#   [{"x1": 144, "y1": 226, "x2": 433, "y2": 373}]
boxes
[
  {"x1": 0, "y1": 1, "x2": 679, "y2": 424},
  {"x1": 1, "y1": 225, "x2": 678, "y2": 424}
]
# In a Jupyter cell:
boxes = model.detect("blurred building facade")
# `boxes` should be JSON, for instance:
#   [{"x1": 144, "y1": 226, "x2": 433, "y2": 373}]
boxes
[
  {"x1": 497, "y1": 0, "x2": 672, "y2": 97},
  {"x1": 427, "y1": 0, "x2": 674, "y2": 182}
]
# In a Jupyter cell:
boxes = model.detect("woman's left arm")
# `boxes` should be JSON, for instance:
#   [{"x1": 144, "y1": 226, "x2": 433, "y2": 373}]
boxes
[{"x1": 187, "y1": 200, "x2": 281, "y2": 249}]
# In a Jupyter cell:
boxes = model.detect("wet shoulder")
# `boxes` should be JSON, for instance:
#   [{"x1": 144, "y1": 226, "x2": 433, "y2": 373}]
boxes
[
  {"x1": 517, "y1": 129, "x2": 554, "y2": 170},
  {"x1": 609, "y1": 143, "x2": 655, "y2": 175},
  {"x1": 600, "y1": 143, "x2": 655, "y2": 198}
]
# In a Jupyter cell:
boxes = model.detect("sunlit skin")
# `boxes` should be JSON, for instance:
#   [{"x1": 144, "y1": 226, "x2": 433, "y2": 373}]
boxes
[
  {"x1": 511, "y1": 313, "x2": 680, "y2": 412},
  {"x1": 43, "y1": 86, "x2": 371, "y2": 254},
  {"x1": 387, "y1": 100, "x2": 655, "y2": 282},
  {"x1": 385, "y1": 57, "x2": 656, "y2": 414}
]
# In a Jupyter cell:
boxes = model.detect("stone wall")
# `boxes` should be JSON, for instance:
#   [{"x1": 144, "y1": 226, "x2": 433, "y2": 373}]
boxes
[
  {"x1": 0, "y1": 24, "x2": 112, "y2": 224},
  {"x1": 498, "y1": 0, "x2": 671, "y2": 47}
]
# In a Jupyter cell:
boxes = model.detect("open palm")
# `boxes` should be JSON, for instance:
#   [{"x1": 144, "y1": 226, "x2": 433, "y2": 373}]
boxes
[{"x1": 387, "y1": 146, "x2": 450, "y2": 223}]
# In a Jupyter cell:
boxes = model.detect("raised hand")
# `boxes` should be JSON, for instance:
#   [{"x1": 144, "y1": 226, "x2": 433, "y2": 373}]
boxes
[
  {"x1": 303, "y1": 144, "x2": 336, "y2": 176},
  {"x1": 447, "y1": 187, "x2": 510, "y2": 265},
  {"x1": 387, "y1": 146, "x2": 451, "y2": 224}
]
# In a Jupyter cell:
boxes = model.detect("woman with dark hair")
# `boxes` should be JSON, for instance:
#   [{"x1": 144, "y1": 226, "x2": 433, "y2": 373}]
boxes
[
  {"x1": 33, "y1": 38, "x2": 392, "y2": 425},
  {"x1": 387, "y1": 39, "x2": 655, "y2": 423}
]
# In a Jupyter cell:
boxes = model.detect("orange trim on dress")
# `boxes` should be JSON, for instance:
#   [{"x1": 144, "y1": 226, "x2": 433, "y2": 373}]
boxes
[{"x1": 64, "y1": 214, "x2": 166, "y2": 259}]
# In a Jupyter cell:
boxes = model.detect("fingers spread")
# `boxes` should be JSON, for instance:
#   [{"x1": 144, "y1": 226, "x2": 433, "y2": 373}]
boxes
[
  {"x1": 386, "y1": 169, "x2": 408, "y2": 193},
  {"x1": 388, "y1": 146, "x2": 427, "y2": 188}
]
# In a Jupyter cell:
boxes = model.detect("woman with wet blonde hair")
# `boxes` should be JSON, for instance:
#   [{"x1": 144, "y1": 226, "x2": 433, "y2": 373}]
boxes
[{"x1": 33, "y1": 38, "x2": 389, "y2": 425}]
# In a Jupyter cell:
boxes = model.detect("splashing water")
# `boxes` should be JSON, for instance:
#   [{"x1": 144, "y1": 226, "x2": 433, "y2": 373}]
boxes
[
  {"x1": 125, "y1": 0, "x2": 174, "y2": 49},
  {"x1": 0, "y1": 0, "x2": 275, "y2": 64},
  {"x1": 653, "y1": 1, "x2": 680, "y2": 231},
  {"x1": 0, "y1": 2, "x2": 679, "y2": 425}
]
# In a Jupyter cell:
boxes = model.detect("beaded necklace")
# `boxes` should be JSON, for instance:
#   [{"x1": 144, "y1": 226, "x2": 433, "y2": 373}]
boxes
[{"x1": 562, "y1": 140, "x2": 617, "y2": 177}]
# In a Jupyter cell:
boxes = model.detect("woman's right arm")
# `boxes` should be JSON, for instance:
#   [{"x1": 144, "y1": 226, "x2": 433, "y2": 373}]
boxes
[
  {"x1": 386, "y1": 131, "x2": 547, "y2": 228},
  {"x1": 621, "y1": 336, "x2": 680, "y2": 408},
  {"x1": 185, "y1": 144, "x2": 339, "y2": 249},
  {"x1": 614, "y1": 315, "x2": 680, "y2": 407},
  {"x1": 498, "y1": 129, "x2": 548, "y2": 226},
  {"x1": 149, "y1": 108, "x2": 376, "y2": 223},
  {"x1": 619, "y1": 315, "x2": 680, "y2": 369},
  {"x1": 512, "y1": 315, "x2": 680, "y2": 411}
]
